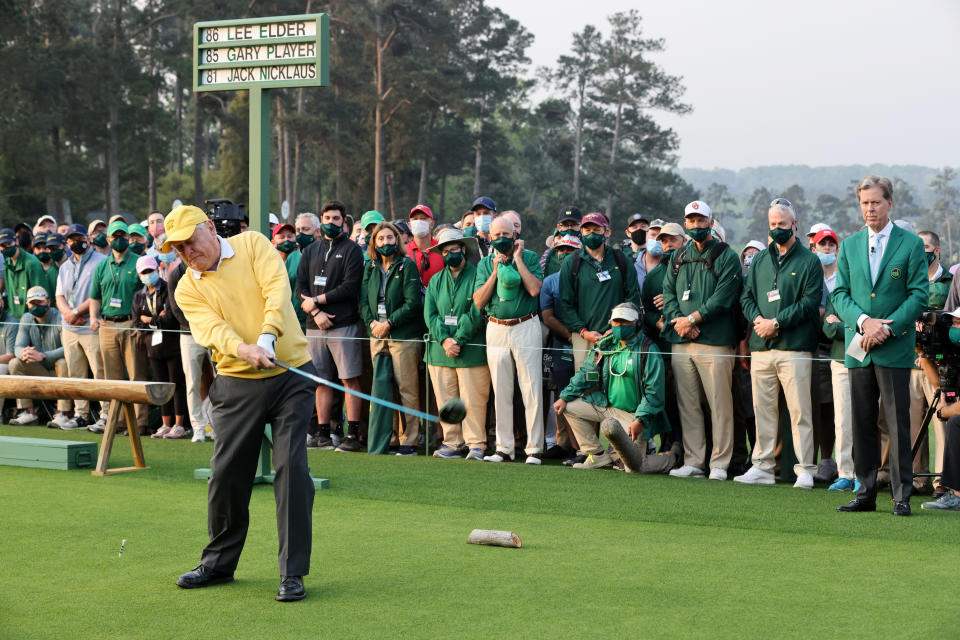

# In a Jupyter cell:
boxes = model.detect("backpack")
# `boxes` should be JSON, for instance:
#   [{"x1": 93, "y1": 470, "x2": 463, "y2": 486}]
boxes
[
  {"x1": 671, "y1": 241, "x2": 748, "y2": 342},
  {"x1": 570, "y1": 247, "x2": 632, "y2": 306}
]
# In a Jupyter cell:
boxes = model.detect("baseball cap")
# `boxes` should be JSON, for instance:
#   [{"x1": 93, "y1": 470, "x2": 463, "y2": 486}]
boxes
[
  {"x1": 271, "y1": 223, "x2": 295, "y2": 238},
  {"x1": 14, "y1": 222, "x2": 30, "y2": 234},
  {"x1": 87, "y1": 219, "x2": 106, "y2": 236},
  {"x1": 626, "y1": 213, "x2": 649, "y2": 226},
  {"x1": 360, "y1": 210, "x2": 385, "y2": 230},
  {"x1": 893, "y1": 219, "x2": 915, "y2": 234},
  {"x1": 36, "y1": 214, "x2": 56, "y2": 227},
  {"x1": 26, "y1": 285, "x2": 48, "y2": 301},
  {"x1": 684, "y1": 201, "x2": 712, "y2": 219},
  {"x1": 127, "y1": 223, "x2": 147, "y2": 237},
  {"x1": 806, "y1": 222, "x2": 832, "y2": 237},
  {"x1": 558, "y1": 206, "x2": 582, "y2": 223},
  {"x1": 65, "y1": 223, "x2": 87, "y2": 238},
  {"x1": 471, "y1": 196, "x2": 497, "y2": 212},
  {"x1": 741, "y1": 240, "x2": 766, "y2": 255},
  {"x1": 392, "y1": 219, "x2": 411, "y2": 236},
  {"x1": 0, "y1": 228, "x2": 15, "y2": 244},
  {"x1": 496, "y1": 264, "x2": 522, "y2": 301},
  {"x1": 33, "y1": 231, "x2": 49, "y2": 246},
  {"x1": 610, "y1": 302, "x2": 640, "y2": 323},
  {"x1": 580, "y1": 212, "x2": 609, "y2": 229},
  {"x1": 269, "y1": 213, "x2": 279, "y2": 226},
  {"x1": 648, "y1": 219, "x2": 666, "y2": 230},
  {"x1": 45, "y1": 233, "x2": 64, "y2": 247},
  {"x1": 554, "y1": 234, "x2": 582, "y2": 251},
  {"x1": 136, "y1": 255, "x2": 159, "y2": 273},
  {"x1": 812, "y1": 229, "x2": 839, "y2": 246},
  {"x1": 108, "y1": 214, "x2": 126, "y2": 225},
  {"x1": 657, "y1": 222, "x2": 685, "y2": 238},
  {"x1": 946, "y1": 307, "x2": 960, "y2": 319},
  {"x1": 106, "y1": 220, "x2": 128, "y2": 236},
  {"x1": 162, "y1": 205, "x2": 209, "y2": 252},
  {"x1": 409, "y1": 204, "x2": 434, "y2": 220}
]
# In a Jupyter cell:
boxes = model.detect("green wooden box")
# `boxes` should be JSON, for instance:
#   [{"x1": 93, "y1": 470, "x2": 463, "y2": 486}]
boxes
[{"x1": 0, "y1": 436, "x2": 98, "y2": 470}]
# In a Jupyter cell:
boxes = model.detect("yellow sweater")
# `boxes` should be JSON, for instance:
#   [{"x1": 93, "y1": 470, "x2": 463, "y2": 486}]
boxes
[{"x1": 175, "y1": 231, "x2": 310, "y2": 378}]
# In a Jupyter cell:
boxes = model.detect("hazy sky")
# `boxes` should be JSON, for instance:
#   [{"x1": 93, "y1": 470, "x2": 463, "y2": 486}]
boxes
[{"x1": 489, "y1": 0, "x2": 959, "y2": 170}]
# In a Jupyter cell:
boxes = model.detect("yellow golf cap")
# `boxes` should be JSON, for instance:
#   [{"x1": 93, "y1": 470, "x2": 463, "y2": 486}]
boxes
[{"x1": 162, "y1": 205, "x2": 208, "y2": 252}]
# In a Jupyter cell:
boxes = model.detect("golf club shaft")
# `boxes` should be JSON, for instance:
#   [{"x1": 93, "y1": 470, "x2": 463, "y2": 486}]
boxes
[{"x1": 273, "y1": 359, "x2": 440, "y2": 423}]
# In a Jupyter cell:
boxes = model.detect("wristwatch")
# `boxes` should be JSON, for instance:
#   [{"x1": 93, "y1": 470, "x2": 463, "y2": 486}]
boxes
[
  {"x1": 687, "y1": 314, "x2": 697, "y2": 325},
  {"x1": 772, "y1": 318, "x2": 780, "y2": 330}
]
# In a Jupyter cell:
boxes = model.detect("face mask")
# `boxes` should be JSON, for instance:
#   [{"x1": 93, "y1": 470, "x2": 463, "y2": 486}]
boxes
[
  {"x1": 2, "y1": 245, "x2": 18, "y2": 258},
  {"x1": 409, "y1": 219, "x2": 431, "y2": 238},
  {"x1": 582, "y1": 232, "x2": 605, "y2": 250},
  {"x1": 50, "y1": 249, "x2": 64, "y2": 262},
  {"x1": 91, "y1": 233, "x2": 108, "y2": 248},
  {"x1": 743, "y1": 254, "x2": 755, "y2": 268},
  {"x1": 926, "y1": 251, "x2": 937, "y2": 266},
  {"x1": 157, "y1": 250, "x2": 176, "y2": 263},
  {"x1": 110, "y1": 236, "x2": 129, "y2": 253},
  {"x1": 277, "y1": 240, "x2": 297, "y2": 254},
  {"x1": 139, "y1": 271, "x2": 160, "y2": 287},
  {"x1": 363, "y1": 233, "x2": 371, "y2": 247},
  {"x1": 462, "y1": 226, "x2": 477, "y2": 238},
  {"x1": 950, "y1": 326, "x2": 960, "y2": 347},
  {"x1": 37, "y1": 251, "x2": 52, "y2": 263},
  {"x1": 686, "y1": 227, "x2": 710, "y2": 243},
  {"x1": 475, "y1": 215, "x2": 492, "y2": 233},
  {"x1": 129, "y1": 242, "x2": 145, "y2": 255},
  {"x1": 559, "y1": 228, "x2": 579, "y2": 237},
  {"x1": 69, "y1": 240, "x2": 88, "y2": 255},
  {"x1": 296, "y1": 233, "x2": 314, "y2": 250},
  {"x1": 611, "y1": 324, "x2": 637, "y2": 342},
  {"x1": 818, "y1": 252, "x2": 836, "y2": 266},
  {"x1": 28, "y1": 304, "x2": 49, "y2": 318},
  {"x1": 444, "y1": 252, "x2": 465, "y2": 268},
  {"x1": 491, "y1": 236, "x2": 515, "y2": 255},
  {"x1": 321, "y1": 222, "x2": 342, "y2": 239},
  {"x1": 376, "y1": 243, "x2": 398, "y2": 257},
  {"x1": 645, "y1": 239, "x2": 663, "y2": 257},
  {"x1": 630, "y1": 229, "x2": 647, "y2": 245},
  {"x1": 769, "y1": 227, "x2": 794, "y2": 246}
]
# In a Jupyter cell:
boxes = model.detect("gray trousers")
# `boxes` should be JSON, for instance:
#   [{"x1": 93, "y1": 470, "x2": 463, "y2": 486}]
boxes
[
  {"x1": 850, "y1": 364, "x2": 912, "y2": 503},
  {"x1": 200, "y1": 364, "x2": 317, "y2": 577}
]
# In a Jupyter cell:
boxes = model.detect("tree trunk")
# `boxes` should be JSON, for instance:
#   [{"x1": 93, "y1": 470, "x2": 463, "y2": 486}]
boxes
[
  {"x1": 418, "y1": 156, "x2": 428, "y2": 205},
  {"x1": 291, "y1": 87, "x2": 305, "y2": 217},
  {"x1": 108, "y1": 103, "x2": 120, "y2": 216},
  {"x1": 45, "y1": 127, "x2": 62, "y2": 218},
  {"x1": 193, "y1": 93, "x2": 204, "y2": 205},
  {"x1": 276, "y1": 98, "x2": 285, "y2": 207},
  {"x1": 439, "y1": 172, "x2": 446, "y2": 219},
  {"x1": 373, "y1": 1, "x2": 386, "y2": 212},
  {"x1": 174, "y1": 72, "x2": 183, "y2": 174},
  {"x1": 386, "y1": 171, "x2": 396, "y2": 220},
  {"x1": 605, "y1": 99, "x2": 623, "y2": 217},
  {"x1": 573, "y1": 84, "x2": 584, "y2": 202},
  {"x1": 473, "y1": 111, "x2": 484, "y2": 197}
]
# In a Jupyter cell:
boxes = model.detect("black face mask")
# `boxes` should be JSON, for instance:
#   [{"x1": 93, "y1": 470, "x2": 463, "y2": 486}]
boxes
[
  {"x1": 129, "y1": 242, "x2": 145, "y2": 255},
  {"x1": 50, "y1": 248, "x2": 64, "y2": 262},
  {"x1": 36, "y1": 251, "x2": 52, "y2": 263},
  {"x1": 69, "y1": 240, "x2": 88, "y2": 255},
  {"x1": 91, "y1": 233, "x2": 108, "y2": 248},
  {"x1": 630, "y1": 229, "x2": 647, "y2": 245}
]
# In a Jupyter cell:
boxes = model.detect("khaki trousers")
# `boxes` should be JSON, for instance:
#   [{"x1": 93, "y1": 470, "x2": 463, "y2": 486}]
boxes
[
  {"x1": 62, "y1": 329, "x2": 104, "y2": 416},
  {"x1": 830, "y1": 360, "x2": 855, "y2": 479},
  {"x1": 181, "y1": 333, "x2": 214, "y2": 429},
  {"x1": 750, "y1": 350, "x2": 816, "y2": 476},
  {"x1": 99, "y1": 320, "x2": 149, "y2": 427},
  {"x1": 9, "y1": 357, "x2": 69, "y2": 411},
  {"x1": 486, "y1": 317, "x2": 544, "y2": 456},
  {"x1": 371, "y1": 338, "x2": 422, "y2": 446},
  {"x1": 563, "y1": 400, "x2": 674, "y2": 473},
  {"x1": 428, "y1": 364, "x2": 490, "y2": 449},
  {"x1": 671, "y1": 342, "x2": 735, "y2": 471}
]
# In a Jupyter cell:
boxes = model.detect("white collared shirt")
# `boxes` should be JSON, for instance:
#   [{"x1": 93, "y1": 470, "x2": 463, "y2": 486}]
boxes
[
  {"x1": 190, "y1": 235, "x2": 235, "y2": 279},
  {"x1": 867, "y1": 219, "x2": 893, "y2": 259}
]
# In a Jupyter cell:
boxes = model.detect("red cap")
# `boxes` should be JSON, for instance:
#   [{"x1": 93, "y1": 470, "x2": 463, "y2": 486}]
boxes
[
  {"x1": 409, "y1": 204, "x2": 434, "y2": 220},
  {"x1": 580, "y1": 212, "x2": 609, "y2": 229},
  {"x1": 812, "y1": 229, "x2": 839, "y2": 246},
  {"x1": 271, "y1": 223, "x2": 295, "y2": 239}
]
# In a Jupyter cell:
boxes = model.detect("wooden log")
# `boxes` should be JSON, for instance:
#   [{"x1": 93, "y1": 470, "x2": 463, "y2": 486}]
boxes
[
  {"x1": 467, "y1": 529, "x2": 522, "y2": 548},
  {"x1": 0, "y1": 376, "x2": 173, "y2": 406},
  {"x1": 600, "y1": 417, "x2": 645, "y2": 474}
]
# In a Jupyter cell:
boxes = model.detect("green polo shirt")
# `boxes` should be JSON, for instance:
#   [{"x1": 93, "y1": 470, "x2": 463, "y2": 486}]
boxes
[
  {"x1": 474, "y1": 249, "x2": 543, "y2": 320},
  {"x1": 3, "y1": 251, "x2": 46, "y2": 319},
  {"x1": 606, "y1": 348, "x2": 639, "y2": 412},
  {"x1": 89, "y1": 251, "x2": 141, "y2": 317}
]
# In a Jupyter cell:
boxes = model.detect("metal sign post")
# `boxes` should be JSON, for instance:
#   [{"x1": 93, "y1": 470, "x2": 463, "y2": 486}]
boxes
[{"x1": 193, "y1": 13, "x2": 329, "y2": 235}]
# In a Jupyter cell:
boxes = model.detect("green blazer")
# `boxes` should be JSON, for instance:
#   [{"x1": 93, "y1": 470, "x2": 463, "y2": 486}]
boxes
[{"x1": 830, "y1": 224, "x2": 927, "y2": 368}]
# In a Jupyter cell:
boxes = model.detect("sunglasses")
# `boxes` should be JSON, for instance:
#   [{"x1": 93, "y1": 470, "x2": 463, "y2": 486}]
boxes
[{"x1": 770, "y1": 198, "x2": 792, "y2": 207}]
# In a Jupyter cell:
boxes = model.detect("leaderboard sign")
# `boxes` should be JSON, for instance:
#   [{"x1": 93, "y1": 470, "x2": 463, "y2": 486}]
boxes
[{"x1": 193, "y1": 13, "x2": 329, "y2": 91}]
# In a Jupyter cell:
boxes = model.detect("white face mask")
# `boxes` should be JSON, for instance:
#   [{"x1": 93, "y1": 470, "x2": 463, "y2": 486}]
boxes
[
  {"x1": 475, "y1": 215, "x2": 492, "y2": 233},
  {"x1": 409, "y1": 219, "x2": 431, "y2": 238}
]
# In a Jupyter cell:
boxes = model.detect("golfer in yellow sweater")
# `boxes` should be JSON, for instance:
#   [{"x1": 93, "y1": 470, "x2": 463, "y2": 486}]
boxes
[{"x1": 164, "y1": 205, "x2": 315, "y2": 602}]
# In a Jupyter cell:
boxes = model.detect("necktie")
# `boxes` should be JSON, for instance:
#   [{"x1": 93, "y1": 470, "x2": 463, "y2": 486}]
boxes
[{"x1": 869, "y1": 232, "x2": 884, "y2": 285}]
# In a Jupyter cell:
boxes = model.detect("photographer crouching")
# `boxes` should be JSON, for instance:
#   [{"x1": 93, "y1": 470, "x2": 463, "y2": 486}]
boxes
[{"x1": 918, "y1": 307, "x2": 960, "y2": 510}]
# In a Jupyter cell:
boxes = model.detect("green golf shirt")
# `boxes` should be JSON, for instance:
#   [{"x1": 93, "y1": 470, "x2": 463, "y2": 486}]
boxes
[
  {"x1": 640, "y1": 254, "x2": 670, "y2": 351},
  {"x1": 42, "y1": 264, "x2": 59, "y2": 304},
  {"x1": 285, "y1": 250, "x2": 307, "y2": 329},
  {"x1": 3, "y1": 251, "x2": 46, "y2": 319},
  {"x1": 929, "y1": 268, "x2": 952, "y2": 310},
  {"x1": 557, "y1": 246, "x2": 642, "y2": 334},
  {"x1": 474, "y1": 249, "x2": 543, "y2": 320},
  {"x1": 89, "y1": 251, "x2": 141, "y2": 318},
  {"x1": 424, "y1": 262, "x2": 486, "y2": 368}
]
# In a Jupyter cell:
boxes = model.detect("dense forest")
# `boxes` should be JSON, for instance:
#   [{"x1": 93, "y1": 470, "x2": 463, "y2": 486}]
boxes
[{"x1": 1, "y1": 1, "x2": 956, "y2": 258}]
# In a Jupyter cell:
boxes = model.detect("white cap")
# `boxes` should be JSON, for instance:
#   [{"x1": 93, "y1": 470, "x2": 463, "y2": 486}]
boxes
[
  {"x1": 269, "y1": 213, "x2": 279, "y2": 226},
  {"x1": 946, "y1": 307, "x2": 960, "y2": 319},
  {"x1": 684, "y1": 201, "x2": 711, "y2": 219},
  {"x1": 610, "y1": 302, "x2": 640, "y2": 323},
  {"x1": 742, "y1": 240, "x2": 766, "y2": 255},
  {"x1": 807, "y1": 222, "x2": 832, "y2": 236},
  {"x1": 36, "y1": 214, "x2": 56, "y2": 226},
  {"x1": 893, "y1": 219, "x2": 915, "y2": 234}
]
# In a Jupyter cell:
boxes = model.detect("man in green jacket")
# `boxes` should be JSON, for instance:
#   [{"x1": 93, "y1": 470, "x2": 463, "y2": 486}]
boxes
[
  {"x1": 557, "y1": 212, "x2": 642, "y2": 372},
  {"x1": 555, "y1": 302, "x2": 677, "y2": 471},
  {"x1": 662, "y1": 201, "x2": 743, "y2": 481},
  {"x1": 734, "y1": 199, "x2": 824, "y2": 488},
  {"x1": 833, "y1": 175, "x2": 928, "y2": 516},
  {"x1": 424, "y1": 228, "x2": 489, "y2": 460},
  {"x1": 1, "y1": 227, "x2": 46, "y2": 320}
]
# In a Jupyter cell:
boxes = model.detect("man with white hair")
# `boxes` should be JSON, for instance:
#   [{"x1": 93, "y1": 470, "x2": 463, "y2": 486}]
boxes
[{"x1": 734, "y1": 198, "x2": 824, "y2": 488}]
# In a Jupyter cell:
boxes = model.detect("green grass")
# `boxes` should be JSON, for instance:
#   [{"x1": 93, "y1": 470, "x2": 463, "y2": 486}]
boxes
[{"x1": 1, "y1": 423, "x2": 959, "y2": 639}]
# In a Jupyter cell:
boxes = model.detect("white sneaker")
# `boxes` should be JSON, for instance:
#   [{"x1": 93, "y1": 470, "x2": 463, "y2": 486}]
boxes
[
  {"x1": 191, "y1": 428, "x2": 205, "y2": 443},
  {"x1": 669, "y1": 464, "x2": 705, "y2": 478},
  {"x1": 524, "y1": 455, "x2": 542, "y2": 465},
  {"x1": 49, "y1": 413, "x2": 80, "y2": 430},
  {"x1": 733, "y1": 466, "x2": 776, "y2": 485},
  {"x1": 11, "y1": 410, "x2": 38, "y2": 425},
  {"x1": 483, "y1": 452, "x2": 513, "y2": 463},
  {"x1": 708, "y1": 467, "x2": 728, "y2": 481},
  {"x1": 793, "y1": 472, "x2": 814, "y2": 489}
]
